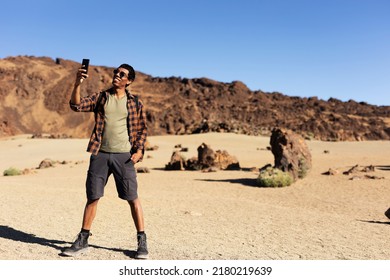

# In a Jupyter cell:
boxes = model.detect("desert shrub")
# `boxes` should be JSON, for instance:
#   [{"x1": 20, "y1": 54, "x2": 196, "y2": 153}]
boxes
[
  {"x1": 305, "y1": 131, "x2": 315, "y2": 140},
  {"x1": 297, "y1": 158, "x2": 309, "y2": 179},
  {"x1": 257, "y1": 167, "x2": 293, "y2": 188},
  {"x1": 3, "y1": 167, "x2": 22, "y2": 176}
]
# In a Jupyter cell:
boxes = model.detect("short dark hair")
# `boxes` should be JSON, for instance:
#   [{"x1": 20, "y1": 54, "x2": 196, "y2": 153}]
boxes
[{"x1": 119, "y1": 63, "x2": 135, "y2": 81}]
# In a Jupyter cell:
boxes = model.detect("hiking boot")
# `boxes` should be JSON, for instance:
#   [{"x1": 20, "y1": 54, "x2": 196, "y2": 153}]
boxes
[
  {"x1": 61, "y1": 232, "x2": 91, "y2": 257},
  {"x1": 135, "y1": 232, "x2": 148, "y2": 259}
]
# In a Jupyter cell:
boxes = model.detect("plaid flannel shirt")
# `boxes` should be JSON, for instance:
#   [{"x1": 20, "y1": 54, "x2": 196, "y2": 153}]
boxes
[{"x1": 70, "y1": 89, "x2": 147, "y2": 158}]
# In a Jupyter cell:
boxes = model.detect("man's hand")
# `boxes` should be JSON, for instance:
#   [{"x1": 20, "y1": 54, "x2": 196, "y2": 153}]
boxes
[
  {"x1": 75, "y1": 68, "x2": 89, "y2": 86},
  {"x1": 71, "y1": 68, "x2": 88, "y2": 105},
  {"x1": 131, "y1": 150, "x2": 143, "y2": 164}
]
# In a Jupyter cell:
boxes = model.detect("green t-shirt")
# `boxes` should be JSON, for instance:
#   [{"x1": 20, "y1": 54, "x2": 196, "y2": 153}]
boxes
[{"x1": 100, "y1": 94, "x2": 131, "y2": 153}]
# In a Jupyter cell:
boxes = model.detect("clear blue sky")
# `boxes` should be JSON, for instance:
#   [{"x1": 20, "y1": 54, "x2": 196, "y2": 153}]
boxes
[{"x1": 1, "y1": 0, "x2": 389, "y2": 106}]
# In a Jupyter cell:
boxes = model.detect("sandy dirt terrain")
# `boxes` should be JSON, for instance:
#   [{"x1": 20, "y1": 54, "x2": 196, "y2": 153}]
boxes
[{"x1": 0, "y1": 133, "x2": 389, "y2": 260}]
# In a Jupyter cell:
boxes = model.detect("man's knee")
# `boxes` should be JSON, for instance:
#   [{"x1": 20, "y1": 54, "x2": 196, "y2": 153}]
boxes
[
  {"x1": 128, "y1": 198, "x2": 139, "y2": 206},
  {"x1": 86, "y1": 198, "x2": 100, "y2": 206}
]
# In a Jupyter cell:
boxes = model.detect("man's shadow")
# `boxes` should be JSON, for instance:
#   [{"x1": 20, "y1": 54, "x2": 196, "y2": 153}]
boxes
[
  {"x1": 0, "y1": 225, "x2": 67, "y2": 250},
  {"x1": 0, "y1": 225, "x2": 137, "y2": 258}
]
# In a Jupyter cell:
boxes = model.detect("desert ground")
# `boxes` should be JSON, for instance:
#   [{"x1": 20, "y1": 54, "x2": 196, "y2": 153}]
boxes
[{"x1": 0, "y1": 133, "x2": 389, "y2": 260}]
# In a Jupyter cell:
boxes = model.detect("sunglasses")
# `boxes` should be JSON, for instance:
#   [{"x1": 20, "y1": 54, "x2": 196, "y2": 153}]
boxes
[{"x1": 113, "y1": 69, "x2": 128, "y2": 79}]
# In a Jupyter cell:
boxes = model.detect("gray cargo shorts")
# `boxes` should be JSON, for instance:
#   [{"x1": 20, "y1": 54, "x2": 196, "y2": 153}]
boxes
[{"x1": 86, "y1": 151, "x2": 138, "y2": 201}]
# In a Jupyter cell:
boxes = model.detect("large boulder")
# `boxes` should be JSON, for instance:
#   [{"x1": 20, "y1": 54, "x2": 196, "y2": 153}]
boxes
[
  {"x1": 165, "y1": 151, "x2": 186, "y2": 170},
  {"x1": 197, "y1": 143, "x2": 240, "y2": 170},
  {"x1": 37, "y1": 159, "x2": 54, "y2": 169},
  {"x1": 214, "y1": 150, "x2": 240, "y2": 170},
  {"x1": 165, "y1": 143, "x2": 241, "y2": 171},
  {"x1": 270, "y1": 128, "x2": 312, "y2": 180},
  {"x1": 197, "y1": 143, "x2": 215, "y2": 169}
]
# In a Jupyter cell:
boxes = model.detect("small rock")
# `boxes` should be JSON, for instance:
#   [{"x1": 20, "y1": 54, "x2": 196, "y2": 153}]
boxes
[
  {"x1": 136, "y1": 167, "x2": 150, "y2": 173},
  {"x1": 343, "y1": 164, "x2": 360, "y2": 175},
  {"x1": 184, "y1": 211, "x2": 202, "y2": 216},
  {"x1": 37, "y1": 159, "x2": 54, "y2": 169},
  {"x1": 349, "y1": 176, "x2": 362, "y2": 180},
  {"x1": 145, "y1": 141, "x2": 159, "y2": 151},
  {"x1": 322, "y1": 168, "x2": 339, "y2": 175},
  {"x1": 361, "y1": 165, "x2": 375, "y2": 172}
]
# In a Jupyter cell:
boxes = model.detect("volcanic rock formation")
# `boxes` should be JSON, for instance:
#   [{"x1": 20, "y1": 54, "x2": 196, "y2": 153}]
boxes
[{"x1": 1, "y1": 56, "x2": 389, "y2": 141}]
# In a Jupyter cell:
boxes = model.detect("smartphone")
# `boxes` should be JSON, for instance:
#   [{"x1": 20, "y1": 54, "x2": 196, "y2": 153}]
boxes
[{"x1": 81, "y1": 59, "x2": 90, "y2": 73}]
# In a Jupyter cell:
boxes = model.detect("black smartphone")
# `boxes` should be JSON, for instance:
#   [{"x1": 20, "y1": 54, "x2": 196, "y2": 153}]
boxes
[{"x1": 81, "y1": 59, "x2": 90, "y2": 73}]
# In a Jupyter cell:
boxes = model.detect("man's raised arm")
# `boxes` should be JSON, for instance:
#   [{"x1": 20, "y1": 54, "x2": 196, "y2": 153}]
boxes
[{"x1": 70, "y1": 68, "x2": 88, "y2": 105}]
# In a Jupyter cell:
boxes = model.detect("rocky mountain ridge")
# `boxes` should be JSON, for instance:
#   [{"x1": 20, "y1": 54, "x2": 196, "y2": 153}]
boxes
[{"x1": 1, "y1": 56, "x2": 389, "y2": 141}]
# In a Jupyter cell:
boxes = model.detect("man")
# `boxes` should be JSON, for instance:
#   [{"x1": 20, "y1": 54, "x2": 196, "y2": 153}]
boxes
[{"x1": 62, "y1": 63, "x2": 148, "y2": 259}]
